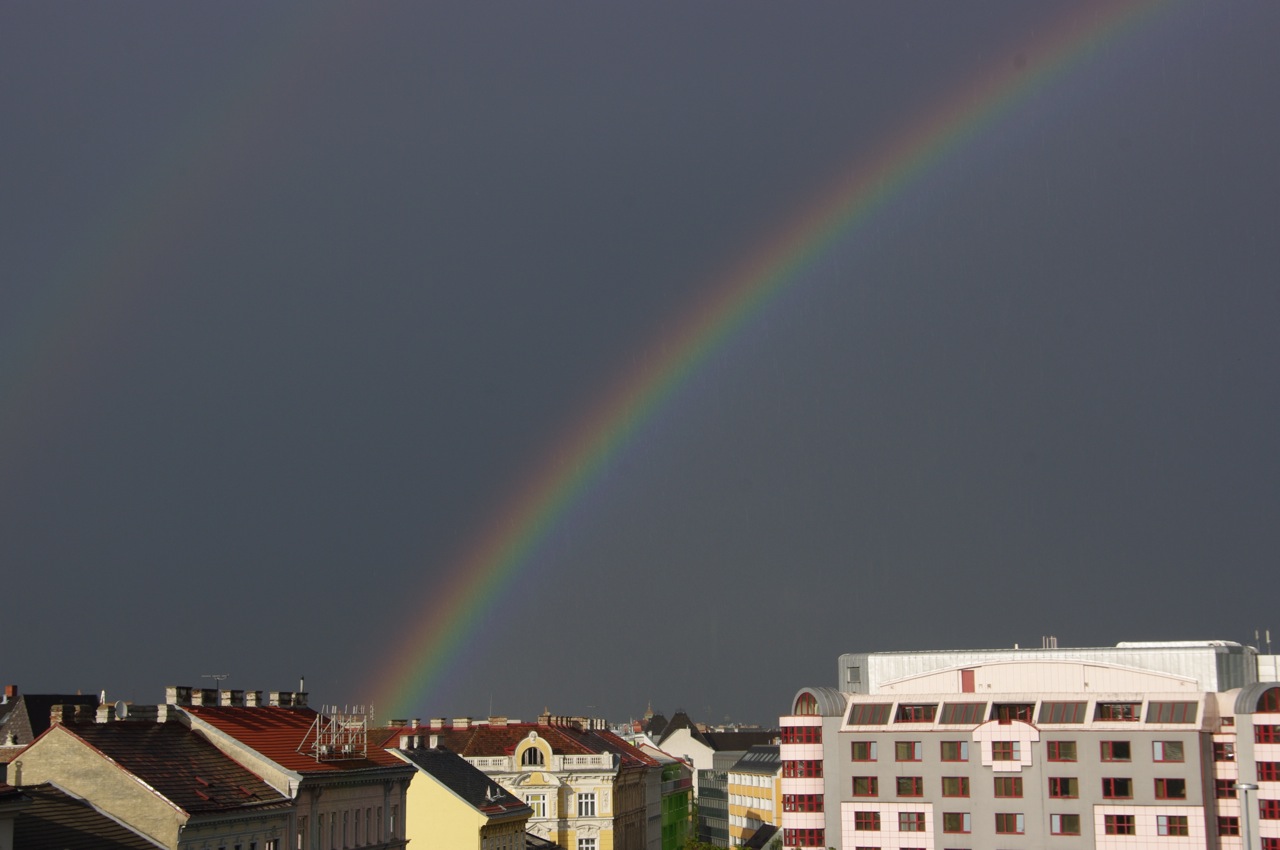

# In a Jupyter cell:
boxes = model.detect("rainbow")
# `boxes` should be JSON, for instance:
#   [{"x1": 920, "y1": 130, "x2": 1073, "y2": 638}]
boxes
[{"x1": 367, "y1": 0, "x2": 1169, "y2": 716}]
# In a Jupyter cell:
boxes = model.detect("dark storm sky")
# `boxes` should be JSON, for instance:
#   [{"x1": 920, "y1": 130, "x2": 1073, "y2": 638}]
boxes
[{"x1": 2, "y1": 2, "x2": 1278, "y2": 726}]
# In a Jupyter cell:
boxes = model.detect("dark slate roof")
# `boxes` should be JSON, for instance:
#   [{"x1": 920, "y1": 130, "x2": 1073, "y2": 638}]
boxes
[
  {"x1": 0, "y1": 694, "x2": 99, "y2": 747},
  {"x1": 656, "y1": 711, "x2": 708, "y2": 748},
  {"x1": 742, "y1": 823, "x2": 778, "y2": 850},
  {"x1": 728, "y1": 744, "x2": 780, "y2": 775},
  {"x1": 63, "y1": 722, "x2": 290, "y2": 815},
  {"x1": 643, "y1": 713, "x2": 668, "y2": 738},
  {"x1": 699, "y1": 731, "x2": 778, "y2": 753},
  {"x1": 185, "y1": 706, "x2": 410, "y2": 774},
  {"x1": 13, "y1": 783, "x2": 166, "y2": 849},
  {"x1": 396, "y1": 747, "x2": 531, "y2": 818}
]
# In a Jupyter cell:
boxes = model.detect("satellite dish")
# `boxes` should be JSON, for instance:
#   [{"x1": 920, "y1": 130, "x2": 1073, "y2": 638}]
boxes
[{"x1": 114, "y1": 701, "x2": 129, "y2": 719}]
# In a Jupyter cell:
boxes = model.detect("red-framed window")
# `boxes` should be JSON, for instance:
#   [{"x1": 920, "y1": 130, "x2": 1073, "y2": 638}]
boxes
[
  {"x1": 1158, "y1": 815, "x2": 1189, "y2": 836},
  {"x1": 847, "y1": 703, "x2": 892, "y2": 725},
  {"x1": 783, "y1": 828, "x2": 825, "y2": 847},
  {"x1": 1105, "y1": 814, "x2": 1136, "y2": 836},
  {"x1": 993, "y1": 776, "x2": 1022, "y2": 798},
  {"x1": 1153, "y1": 740, "x2": 1184, "y2": 762},
  {"x1": 1215, "y1": 741, "x2": 1236, "y2": 761},
  {"x1": 781, "y1": 725, "x2": 821, "y2": 744},
  {"x1": 941, "y1": 776, "x2": 969, "y2": 797},
  {"x1": 895, "y1": 704, "x2": 937, "y2": 723},
  {"x1": 1218, "y1": 816, "x2": 1240, "y2": 835},
  {"x1": 1039, "y1": 701, "x2": 1086, "y2": 723},
  {"x1": 1258, "y1": 725, "x2": 1280, "y2": 744},
  {"x1": 853, "y1": 811, "x2": 880, "y2": 831},
  {"x1": 1261, "y1": 799, "x2": 1280, "y2": 819},
  {"x1": 1096, "y1": 702, "x2": 1141, "y2": 721},
  {"x1": 1048, "y1": 776, "x2": 1078, "y2": 799},
  {"x1": 1051, "y1": 813, "x2": 1081, "y2": 836},
  {"x1": 1046, "y1": 740, "x2": 1077, "y2": 762},
  {"x1": 942, "y1": 812, "x2": 971, "y2": 834},
  {"x1": 896, "y1": 776, "x2": 924, "y2": 797},
  {"x1": 782, "y1": 760, "x2": 822, "y2": 778},
  {"x1": 851, "y1": 776, "x2": 878, "y2": 797},
  {"x1": 1260, "y1": 762, "x2": 1280, "y2": 781},
  {"x1": 1216, "y1": 778, "x2": 1237, "y2": 798},
  {"x1": 1102, "y1": 777, "x2": 1133, "y2": 799},
  {"x1": 782, "y1": 794, "x2": 823, "y2": 812},
  {"x1": 1264, "y1": 839, "x2": 1280, "y2": 850},
  {"x1": 1155, "y1": 778, "x2": 1187, "y2": 800},
  {"x1": 1147, "y1": 701, "x2": 1197, "y2": 723},
  {"x1": 793, "y1": 693, "x2": 818, "y2": 716},
  {"x1": 994, "y1": 703, "x2": 1034, "y2": 723},
  {"x1": 1100, "y1": 740, "x2": 1131, "y2": 761},
  {"x1": 995, "y1": 813, "x2": 1024, "y2": 835},
  {"x1": 940, "y1": 740, "x2": 969, "y2": 762},
  {"x1": 939, "y1": 702, "x2": 985, "y2": 724},
  {"x1": 991, "y1": 741, "x2": 1019, "y2": 761},
  {"x1": 1261, "y1": 687, "x2": 1280, "y2": 713},
  {"x1": 898, "y1": 812, "x2": 926, "y2": 832},
  {"x1": 895, "y1": 741, "x2": 922, "y2": 762},
  {"x1": 850, "y1": 741, "x2": 877, "y2": 761}
]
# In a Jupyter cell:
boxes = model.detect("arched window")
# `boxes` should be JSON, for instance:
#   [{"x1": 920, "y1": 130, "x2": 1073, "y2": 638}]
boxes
[
  {"x1": 521, "y1": 746, "x2": 545, "y2": 766},
  {"x1": 794, "y1": 692, "x2": 818, "y2": 716},
  {"x1": 1259, "y1": 687, "x2": 1280, "y2": 714}
]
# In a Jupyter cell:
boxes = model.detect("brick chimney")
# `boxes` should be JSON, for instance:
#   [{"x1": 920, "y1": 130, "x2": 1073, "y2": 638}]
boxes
[
  {"x1": 95, "y1": 704, "x2": 116, "y2": 723},
  {"x1": 3, "y1": 685, "x2": 16, "y2": 703},
  {"x1": 165, "y1": 686, "x2": 193, "y2": 706},
  {"x1": 245, "y1": 690, "x2": 263, "y2": 707},
  {"x1": 219, "y1": 690, "x2": 246, "y2": 707}
]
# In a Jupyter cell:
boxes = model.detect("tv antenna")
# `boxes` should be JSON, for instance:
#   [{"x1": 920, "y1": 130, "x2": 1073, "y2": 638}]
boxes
[{"x1": 202, "y1": 674, "x2": 229, "y2": 691}]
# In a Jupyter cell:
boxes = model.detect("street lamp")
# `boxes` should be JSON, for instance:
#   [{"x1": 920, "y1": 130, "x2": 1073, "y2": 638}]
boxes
[{"x1": 1236, "y1": 782, "x2": 1258, "y2": 850}]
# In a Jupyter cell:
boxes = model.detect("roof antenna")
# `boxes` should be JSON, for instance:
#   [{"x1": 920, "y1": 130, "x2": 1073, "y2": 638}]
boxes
[{"x1": 202, "y1": 673, "x2": 229, "y2": 692}]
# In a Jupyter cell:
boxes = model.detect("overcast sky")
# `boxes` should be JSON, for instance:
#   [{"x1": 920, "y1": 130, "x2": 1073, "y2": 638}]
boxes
[{"x1": 3, "y1": 2, "x2": 1278, "y2": 726}]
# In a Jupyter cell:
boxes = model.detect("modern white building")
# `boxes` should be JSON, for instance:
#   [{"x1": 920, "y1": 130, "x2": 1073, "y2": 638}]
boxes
[{"x1": 780, "y1": 639, "x2": 1280, "y2": 849}]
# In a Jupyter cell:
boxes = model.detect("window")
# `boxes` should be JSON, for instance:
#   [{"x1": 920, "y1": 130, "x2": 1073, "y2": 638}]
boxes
[
  {"x1": 853, "y1": 811, "x2": 880, "y2": 831},
  {"x1": 994, "y1": 703, "x2": 1034, "y2": 723},
  {"x1": 995, "y1": 813, "x2": 1024, "y2": 835},
  {"x1": 1051, "y1": 814, "x2": 1081, "y2": 836},
  {"x1": 848, "y1": 703, "x2": 892, "y2": 725},
  {"x1": 1096, "y1": 702, "x2": 1141, "y2": 721},
  {"x1": 1100, "y1": 740, "x2": 1131, "y2": 761},
  {"x1": 1153, "y1": 740, "x2": 1184, "y2": 762},
  {"x1": 578, "y1": 840, "x2": 597, "y2": 850},
  {"x1": 1214, "y1": 741, "x2": 1236, "y2": 761},
  {"x1": 939, "y1": 703, "x2": 986, "y2": 724},
  {"x1": 1039, "y1": 701, "x2": 1086, "y2": 723},
  {"x1": 521, "y1": 746, "x2": 545, "y2": 766},
  {"x1": 1155, "y1": 777, "x2": 1187, "y2": 800},
  {"x1": 1259, "y1": 725, "x2": 1280, "y2": 744},
  {"x1": 940, "y1": 740, "x2": 969, "y2": 761},
  {"x1": 783, "y1": 795, "x2": 823, "y2": 812},
  {"x1": 899, "y1": 812, "x2": 926, "y2": 832},
  {"x1": 1216, "y1": 778, "x2": 1237, "y2": 798},
  {"x1": 1262, "y1": 687, "x2": 1280, "y2": 713},
  {"x1": 992, "y1": 741, "x2": 1020, "y2": 761},
  {"x1": 353, "y1": 810, "x2": 359, "y2": 847},
  {"x1": 896, "y1": 703, "x2": 937, "y2": 722},
  {"x1": 1158, "y1": 815, "x2": 1189, "y2": 837},
  {"x1": 1262, "y1": 799, "x2": 1280, "y2": 819},
  {"x1": 1219, "y1": 816, "x2": 1240, "y2": 836},
  {"x1": 526, "y1": 794, "x2": 547, "y2": 818},
  {"x1": 577, "y1": 793, "x2": 596, "y2": 817},
  {"x1": 942, "y1": 812, "x2": 971, "y2": 834},
  {"x1": 783, "y1": 760, "x2": 822, "y2": 778},
  {"x1": 1048, "y1": 777, "x2": 1078, "y2": 798},
  {"x1": 1265, "y1": 840, "x2": 1280, "y2": 850},
  {"x1": 895, "y1": 741, "x2": 922, "y2": 762},
  {"x1": 851, "y1": 776, "x2": 878, "y2": 797},
  {"x1": 1105, "y1": 814, "x2": 1136, "y2": 836},
  {"x1": 850, "y1": 741, "x2": 877, "y2": 761},
  {"x1": 1047, "y1": 740, "x2": 1077, "y2": 762},
  {"x1": 896, "y1": 776, "x2": 923, "y2": 797},
  {"x1": 782, "y1": 725, "x2": 822, "y2": 743},
  {"x1": 793, "y1": 693, "x2": 818, "y2": 715},
  {"x1": 1147, "y1": 701, "x2": 1197, "y2": 723},
  {"x1": 993, "y1": 776, "x2": 1023, "y2": 798},
  {"x1": 389, "y1": 806, "x2": 397, "y2": 839},
  {"x1": 1102, "y1": 777, "x2": 1133, "y2": 799},
  {"x1": 1260, "y1": 762, "x2": 1280, "y2": 781},
  {"x1": 941, "y1": 776, "x2": 969, "y2": 797},
  {"x1": 783, "y1": 829, "x2": 825, "y2": 847}
]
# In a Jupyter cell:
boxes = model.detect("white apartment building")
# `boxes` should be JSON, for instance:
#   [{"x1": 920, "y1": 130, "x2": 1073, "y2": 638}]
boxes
[{"x1": 779, "y1": 640, "x2": 1280, "y2": 849}]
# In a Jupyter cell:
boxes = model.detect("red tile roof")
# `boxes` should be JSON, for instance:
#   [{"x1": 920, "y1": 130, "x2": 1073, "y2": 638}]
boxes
[
  {"x1": 185, "y1": 706, "x2": 407, "y2": 774},
  {"x1": 379, "y1": 721, "x2": 659, "y2": 768}
]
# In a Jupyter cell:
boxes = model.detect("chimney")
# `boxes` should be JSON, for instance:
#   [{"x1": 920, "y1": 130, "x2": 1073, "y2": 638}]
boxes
[
  {"x1": 157, "y1": 704, "x2": 181, "y2": 722},
  {"x1": 429, "y1": 718, "x2": 444, "y2": 730},
  {"x1": 220, "y1": 690, "x2": 245, "y2": 707},
  {"x1": 293, "y1": 691, "x2": 308, "y2": 707},
  {"x1": 75, "y1": 705, "x2": 94, "y2": 722},
  {"x1": 490, "y1": 716, "x2": 508, "y2": 727},
  {"x1": 268, "y1": 691, "x2": 294, "y2": 707},
  {"x1": 390, "y1": 719, "x2": 407, "y2": 728},
  {"x1": 95, "y1": 704, "x2": 116, "y2": 723},
  {"x1": 3, "y1": 685, "x2": 16, "y2": 703},
  {"x1": 125, "y1": 705, "x2": 158, "y2": 723},
  {"x1": 165, "y1": 686, "x2": 193, "y2": 706},
  {"x1": 453, "y1": 717, "x2": 470, "y2": 730},
  {"x1": 410, "y1": 718, "x2": 420, "y2": 729},
  {"x1": 49, "y1": 705, "x2": 74, "y2": 725},
  {"x1": 245, "y1": 690, "x2": 263, "y2": 707}
]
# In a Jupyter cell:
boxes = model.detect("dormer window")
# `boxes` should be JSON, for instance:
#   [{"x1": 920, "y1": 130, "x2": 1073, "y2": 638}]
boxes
[{"x1": 521, "y1": 746, "x2": 545, "y2": 766}]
